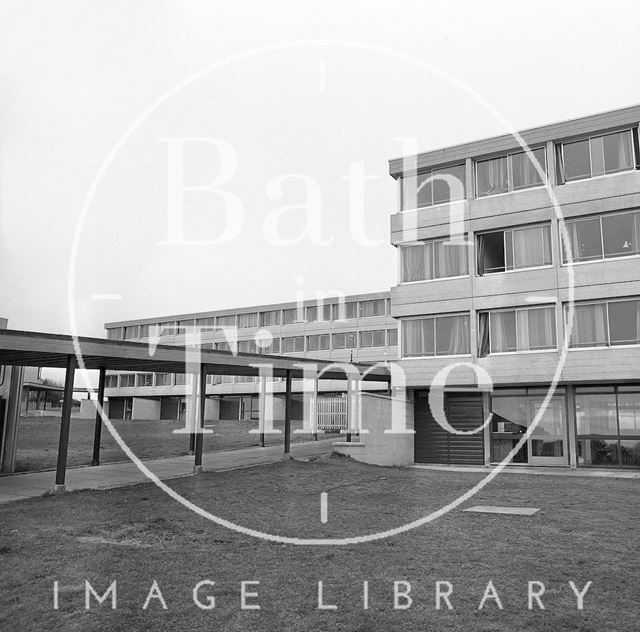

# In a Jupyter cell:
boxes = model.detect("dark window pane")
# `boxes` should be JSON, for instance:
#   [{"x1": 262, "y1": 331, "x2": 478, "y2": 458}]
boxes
[
  {"x1": 602, "y1": 212, "x2": 639, "y2": 258},
  {"x1": 433, "y1": 164, "x2": 466, "y2": 204},
  {"x1": 478, "y1": 231, "x2": 505, "y2": 274},
  {"x1": 476, "y1": 157, "x2": 508, "y2": 197},
  {"x1": 564, "y1": 217, "x2": 602, "y2": 262},
  {"x1": 562, "y1": 139, "x2": 591, "y2": 182},
  {"x1": 608, "y1": 300, "x2": 640, "y2": 345},
  {"x1": 620, "y1": 440, "x2": 640, "y2": 466},
  {"x1": 578, "y1": 439, "x2": 619, "y2": 466}
]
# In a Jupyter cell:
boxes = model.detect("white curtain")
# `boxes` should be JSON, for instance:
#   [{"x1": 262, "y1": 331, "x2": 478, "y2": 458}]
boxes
[
  {"x1": 522, "y1": 307, "x2": 556, "y2": 350},
  {"x1": 434, "y1": 242, "x2": 467, "y2": 278},
  {"x1": 511, "y1": 149, "x2": 544, "y2": 190},
  {"x1": 571, "y1": 304, "x2": 607, "y2": 347},
  {"x1": 402, "y1": 244, "x2": 432, "y2": 282},
  {"x1": 477, "y1": 156, "x2": 508, "y2": 196},
  {"x1": 490, "y1": 311, "x2": 517, "y2": 352},
  {"x1": 403, "y1": 318, "x2": 434, "y2": 356},
  {"x1": 513, "y1": 226, "x2": 547, "y2": 269}
]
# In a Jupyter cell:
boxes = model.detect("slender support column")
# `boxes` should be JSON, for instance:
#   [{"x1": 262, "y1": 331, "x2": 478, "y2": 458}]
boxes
[
  {"x1": 258, "y1": 375, "x2": 266, "y2": 448},
  {"x1": 312, "y1": 377, "x2": 319, "y2": 441},
  {"x1": 346, "y1": 378, "x2": 353, "y2": 443},
  {"x1": 24, "y1": 387, "x2": 30, "y2": 414},
  {"x1": 194, "y1": 367, "x2": 206, "y2": 473},
  {"x1": 188, "y1": 373, "x2": 198, "y2": 454},
  {"x1": 1, "y1": 366, "x2": 24, "y2": 474},
  {"x1": 283, "y1": 369, "x2": 292, "y2": 457},
  {"x1": 91, "y1": 367, "x2": 106, "y2": 466},
  {"x1": 54, "y1": 355, "x2": 76, "y2": 492}
]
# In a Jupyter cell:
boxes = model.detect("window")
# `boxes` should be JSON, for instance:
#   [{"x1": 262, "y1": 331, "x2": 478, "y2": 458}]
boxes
[
  {"x1": 155, "y1": 373, "x2": 172, "y2": 386},
  {"x1": 136, "y1": 373, "x2": 153, "y2": 387},
  {"x1": 576, "y1": 386, "x2": 640, "y2": 467},
  {"x1": 260, "y1": 310, "x2": 281, "y2": 327},
  {"x1": 568, "y1": 298, "x2": 640, "y2": 348},
  {"x1": 159, "y1": 321, "x2": 177, "y2": 336},
  {"x1": 261, "y1": 337, "x2": 280, "y2": 354},
  {"x1": 557, "y1": 129, "x2": 636, "y2": 183},
  {"x1": 282, "y1": 308, "x2": 304, "y2": 324},
  {"x1": 360, "y1": 330, "x2": 386, "y2": 348},
  {"x1": 123, "y1": 325, "x2": 138, "y2": 340},
  {"x1": 332, "y1": 332, "x2": 357, "y2": 350},
  {"x1": 478, "y1": 306, "x2": 557, "y2": 355},
  {"x1": 282, "y1": 336, "x2": 305, "y2": 353},
  {"x1": 138, "y1": 324, "x2": 152, "y2": 339},
  {"x1": 105, "y1": 374, "x2": 118, "y2": 388},
  {"x1": 476, "y1": 147, "x2": 546, "y2": 197},
  {"x1": 477, "y1": 223, "x2": 552, "y2": 275},
  {"x1": 402, "y1": 314, "x2": 470, "y2": 357},
  {"x1": 306, "y1": 304, "x2": 332, "y2": 322},
  {"x1": 216, "y1": 315, "x2": 236, "y2": 328},
  {"x1": 176, "y1": 319, "x2": 193, "y2": 335},
  {"x1": 106, "y1": 328, "x2": 123, "y2": 341},
  {"x1": 562, "y1": 209, "x2": 640, "y2": 263},
  {"x1": 360, "y1": 299, "x2": 386, "y2": 318},
  {"x1": 307, "y1": 334, "x2": 330, "y2": 351},
  {"x1": 238, "y1": 339, "x2": 258, "y2": 354},
  {"x1": 119, "y1": 374, "x2": 135, "y2": 387},
  {"x1": 333, "y1": 302, "x2": 358, "y2": 320},
  {"x1": 401, "y1": 238, "x2": 468, "y2": 282},
  {"x1": 401, "y1": 164, "x2": 466, "y2": 209},
  {"x1": 238, "y1": 313, "x2": 258, "y2": 328},
  {"x1": 388, "y1": 328, "x2": 398, "y2": 346},
  {"x1": 215, "y1": 341, "x2": 232, "y2": 352},
  {"x1": 174, "y1": 374, "x2": 189, "y2": 386},
  {"x1": 196, "y1": 317, "x2": 215, "y2": 331}
]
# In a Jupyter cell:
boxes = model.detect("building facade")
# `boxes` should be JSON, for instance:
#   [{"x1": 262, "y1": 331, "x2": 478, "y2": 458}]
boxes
[
  {"x1": 390, "y1": 104, "x2": 640, "y2": 468},
  {"x1": 103, "y1": 291, "x2": 398, "y2": 422}
]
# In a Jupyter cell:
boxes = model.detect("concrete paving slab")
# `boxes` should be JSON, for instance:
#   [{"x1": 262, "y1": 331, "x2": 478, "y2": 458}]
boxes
[{"x1": 464, "y1": 505, "x2": 540, "y2": 516}]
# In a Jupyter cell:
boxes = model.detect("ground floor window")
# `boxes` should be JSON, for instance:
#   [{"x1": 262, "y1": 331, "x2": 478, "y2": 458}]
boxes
[
  {"x1": 491, "y1": 387, "x2": 567, "y2": 465},
  {"x1": 576, "y1": 385, "x2": 640, "y2": 467}
]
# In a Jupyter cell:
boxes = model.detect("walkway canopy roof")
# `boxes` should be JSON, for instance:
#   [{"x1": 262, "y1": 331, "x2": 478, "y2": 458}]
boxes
[{"x1": 0, "y1": 329, "x2": 391, "y2": 382}]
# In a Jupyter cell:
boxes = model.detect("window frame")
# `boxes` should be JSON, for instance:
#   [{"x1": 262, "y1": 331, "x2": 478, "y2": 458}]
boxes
[
  {"x1": 566, "y1": 297, "x2": 640, "y2": 350},
  {"x1": 400, "y1": 163, "x2": 467, "y2": 211},
  {"x1": 401, "y1": 312, "x2": 471, "y2": 359},
  {"x1": 474, "y1": 146, "x2": 547, "y2": 199},
  {"x1": 399, "y1": 236, "x2": 470, "y2": 284},
  {"x1": 476, "y1": 221, "x2": 553, "y2": 276},
  {"x1": 561, "y1": 209, "x2": 640, "y2": 266},
  {"x1": 482, "y1": 305, "x2": 558, "y2": 355},
  {"x1": 557, "y1": 128, "x2": 637, "y2": 184}
]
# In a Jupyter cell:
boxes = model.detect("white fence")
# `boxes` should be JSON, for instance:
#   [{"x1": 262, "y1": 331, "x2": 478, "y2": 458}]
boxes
[{"x1": 316, "y1": 394, "x2": 348, "y2": 431}]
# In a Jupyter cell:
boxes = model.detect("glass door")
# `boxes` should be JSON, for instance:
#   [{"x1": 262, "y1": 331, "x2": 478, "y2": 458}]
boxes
[{"x1": 529, "y1": 398, "x2": 568, "y2": 465}]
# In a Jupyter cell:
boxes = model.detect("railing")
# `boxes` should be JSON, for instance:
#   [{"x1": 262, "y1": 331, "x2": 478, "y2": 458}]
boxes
[{"x1": 316, "y1": 394, "x2": 348, "y2": 432}]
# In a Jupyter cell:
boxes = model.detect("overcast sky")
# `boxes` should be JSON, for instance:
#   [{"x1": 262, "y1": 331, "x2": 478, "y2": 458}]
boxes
[{"x1": 1, "y1": 0, "x2": 639, "y2": 339}]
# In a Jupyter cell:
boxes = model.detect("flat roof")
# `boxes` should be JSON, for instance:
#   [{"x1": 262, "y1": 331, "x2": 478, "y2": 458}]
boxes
[
  {"x1": 0, "y1": 329, "x2": 391, "y2": 382},
  {"x1": 104, "y1": 290, "x2": 392, "y2": 329},
  {"x1": 388, "y1": 103, "x2": 640, "y2": 177}
]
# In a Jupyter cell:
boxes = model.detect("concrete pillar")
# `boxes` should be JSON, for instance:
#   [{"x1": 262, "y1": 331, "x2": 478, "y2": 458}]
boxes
[{"x1": 1, "y1": 366, "x2": 24, "y2": 473}]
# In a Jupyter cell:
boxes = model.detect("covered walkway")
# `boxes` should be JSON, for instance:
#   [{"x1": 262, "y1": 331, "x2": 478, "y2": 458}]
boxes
[
  {"x1": 0, "y1": 329, "x2": 389, "y2": 490},
  {"x1": 0, "y1": 438, "x2": 335, "y2": 504}
]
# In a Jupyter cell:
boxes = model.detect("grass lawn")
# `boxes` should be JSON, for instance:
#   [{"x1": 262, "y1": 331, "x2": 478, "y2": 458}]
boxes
[
  {"x1": 1, "y1": 456, "x2": 638, "y2": 631},
  {"x1": 13, "y1": 415, "x2": 315, "y2": 472}
]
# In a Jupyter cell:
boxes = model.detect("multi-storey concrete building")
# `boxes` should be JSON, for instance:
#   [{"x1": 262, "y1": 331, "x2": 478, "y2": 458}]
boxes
[
  {"x1": 390, "y1": 104, "x2": 640, "y2": 469},
  {"x1": 103, "y1": 291, "x2": 398, "y2": 422}
]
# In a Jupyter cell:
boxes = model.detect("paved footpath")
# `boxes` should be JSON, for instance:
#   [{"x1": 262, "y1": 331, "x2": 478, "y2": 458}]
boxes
[{"x1": 0, "y1": 439, "x2": 335, "y2": 504}]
